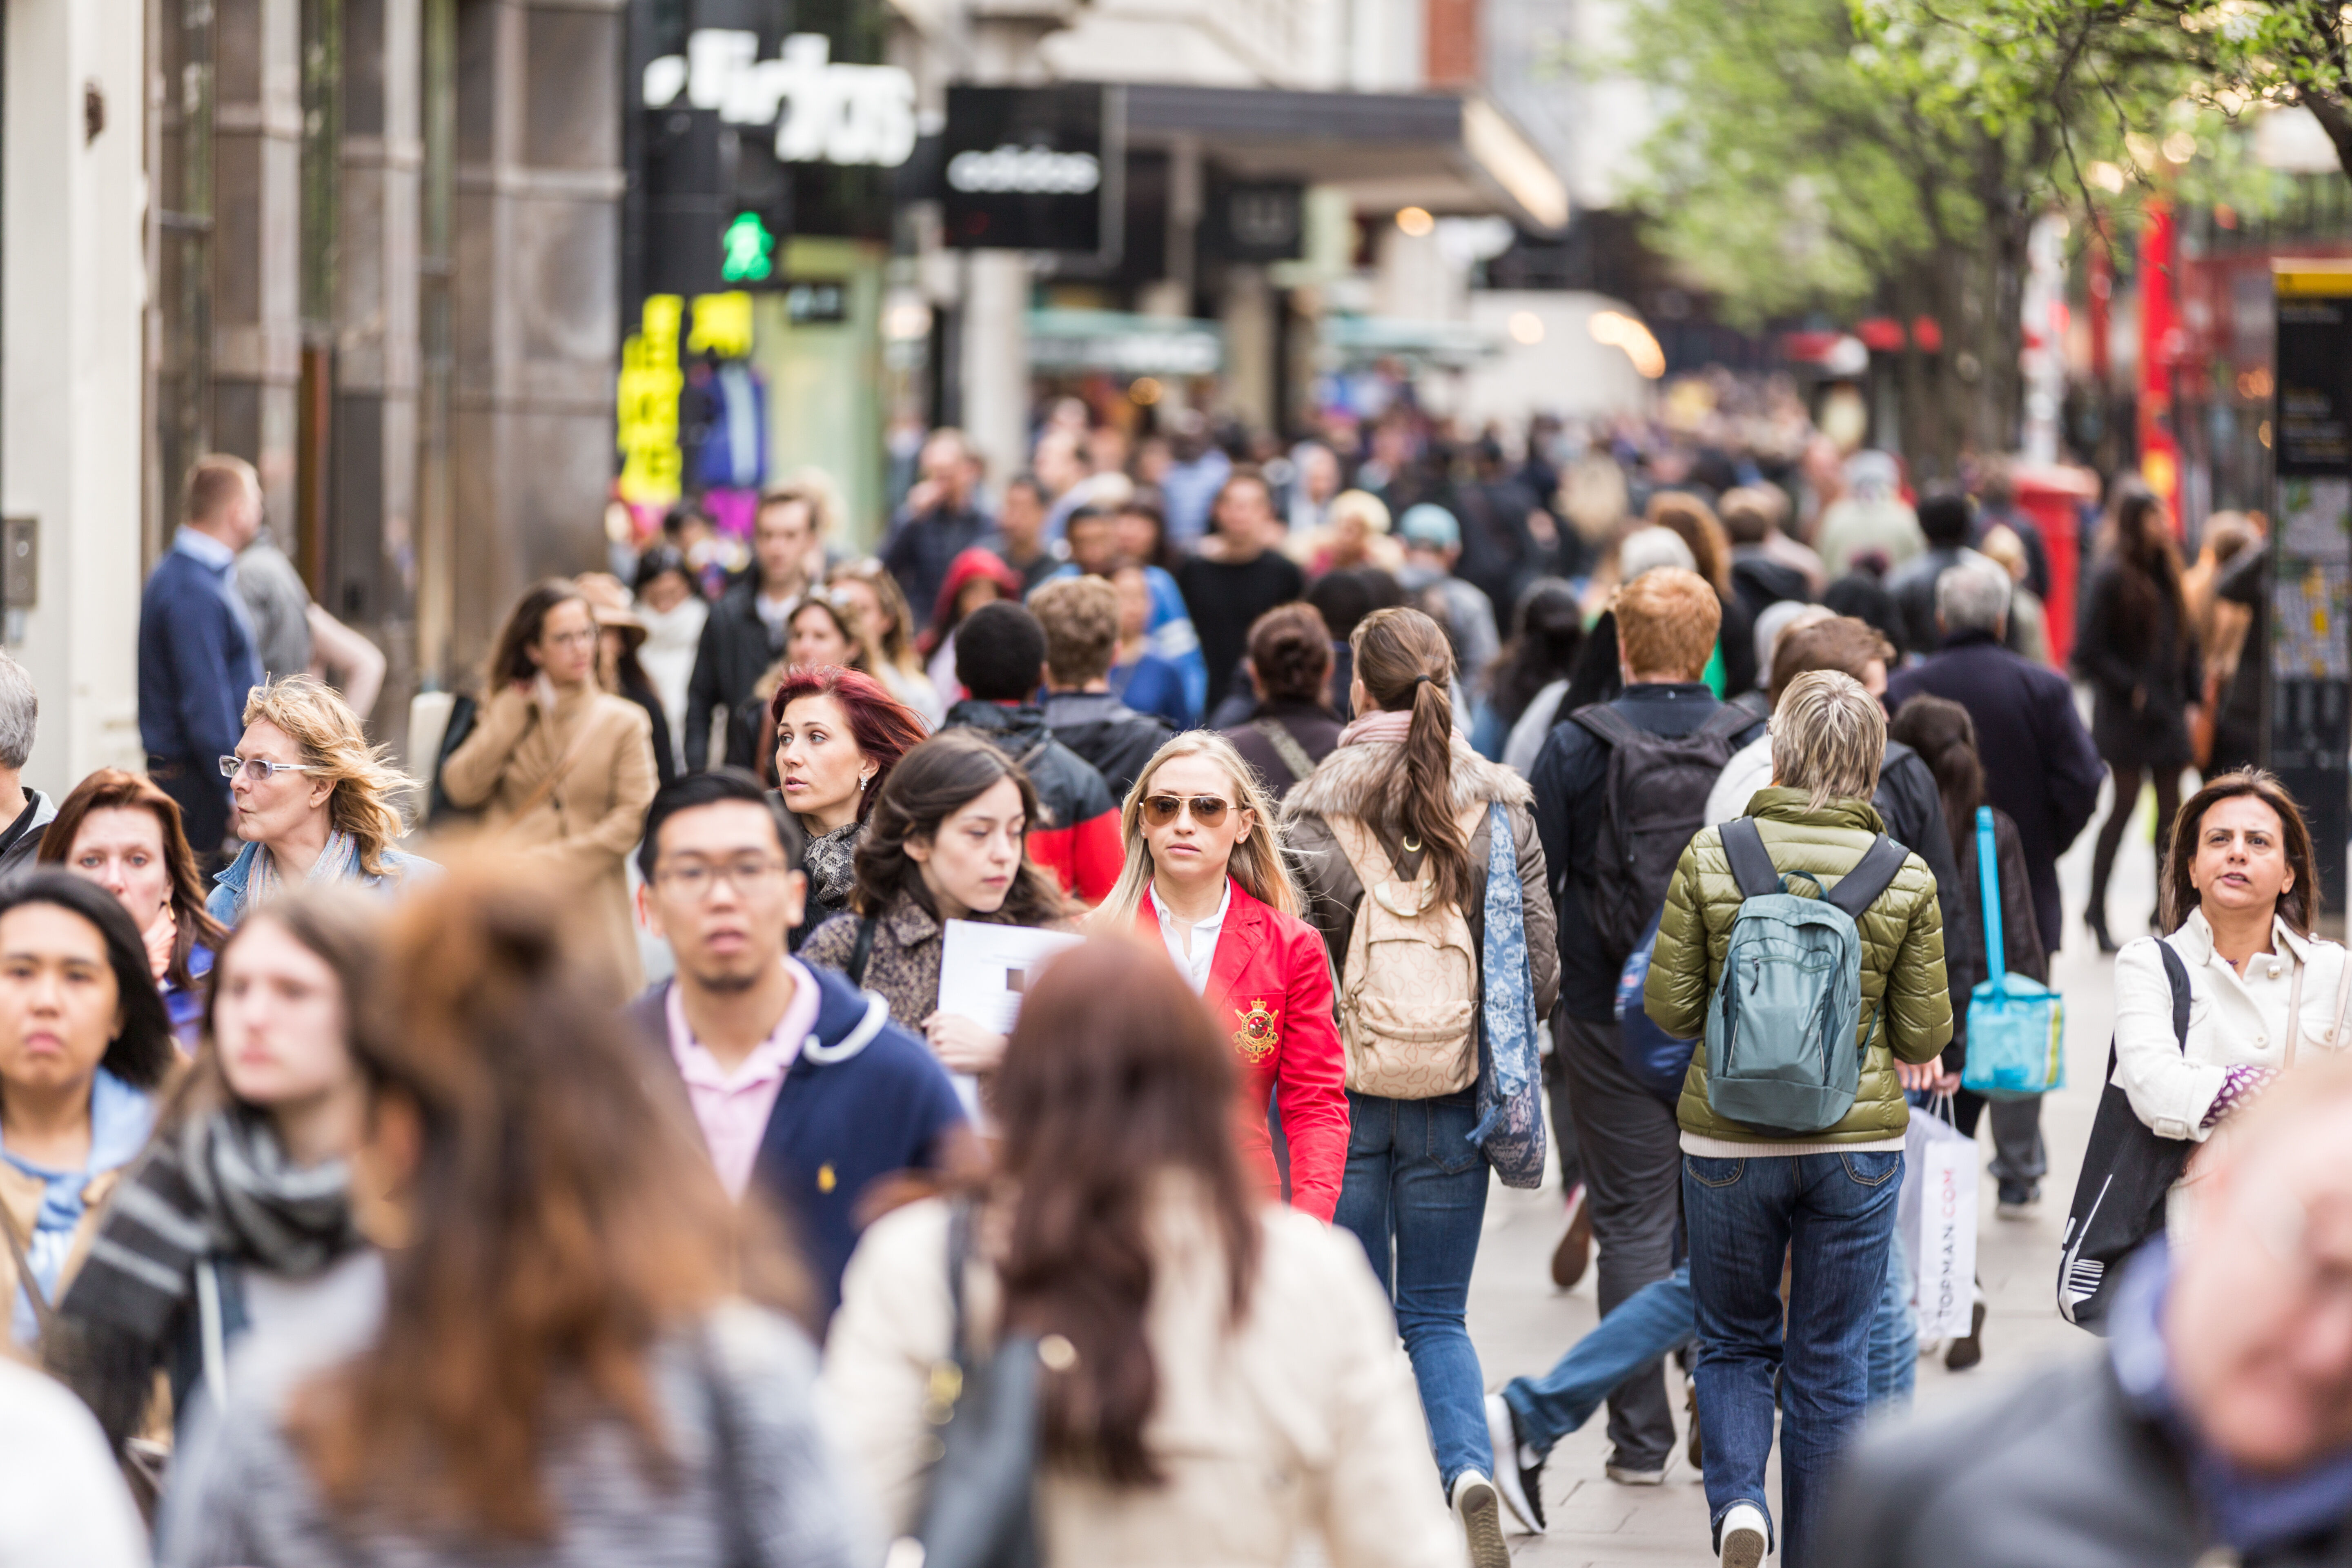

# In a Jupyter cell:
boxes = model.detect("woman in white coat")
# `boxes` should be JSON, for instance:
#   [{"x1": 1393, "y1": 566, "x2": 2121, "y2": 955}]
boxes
[
  {"x1": 823, "y1": 936, "x2": 1462, "y2": 1568},
  {"x1": 2113, "y1": 770, "x2": 2351, "y2": 1155}
]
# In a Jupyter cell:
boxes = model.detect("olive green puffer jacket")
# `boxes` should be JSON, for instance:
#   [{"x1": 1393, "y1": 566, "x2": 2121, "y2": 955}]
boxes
[{"x1": 1645, "y1": 788, "x2": 1952, "y2": 1146}]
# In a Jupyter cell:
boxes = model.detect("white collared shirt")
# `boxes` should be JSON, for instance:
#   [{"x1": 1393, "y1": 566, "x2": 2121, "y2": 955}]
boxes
[
  {"x1": 2114, "y1": 907, "x2": 2352, "y2": 1141},
  {"x1": 173, "y1": 524, "x2": 237, "y2": 572},
  {"x1": 1154, "y1": 877, "x2": 1232, "y2": 996}
]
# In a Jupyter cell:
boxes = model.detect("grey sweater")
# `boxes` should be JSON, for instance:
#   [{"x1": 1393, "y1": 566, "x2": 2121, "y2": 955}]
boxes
[{"x1": 158, "y1": 1298, "x2": 871, "y2": 1568}]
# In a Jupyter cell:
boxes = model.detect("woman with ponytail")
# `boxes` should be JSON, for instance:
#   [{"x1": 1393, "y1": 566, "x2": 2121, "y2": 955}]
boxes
[{"x1": 1283, "y1": 605, "x2": 1558, "y2": 1562}]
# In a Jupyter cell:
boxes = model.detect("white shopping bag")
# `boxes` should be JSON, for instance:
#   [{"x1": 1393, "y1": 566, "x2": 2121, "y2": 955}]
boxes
[{"x1": 1898, "y1": 1095, "x2": 1980, "y2": 1339}]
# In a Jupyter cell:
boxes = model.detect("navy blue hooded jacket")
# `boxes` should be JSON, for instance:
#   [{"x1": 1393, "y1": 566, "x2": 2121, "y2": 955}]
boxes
[{"x1": 629, "y1": 963, "x2": 967, "y2": 1325}]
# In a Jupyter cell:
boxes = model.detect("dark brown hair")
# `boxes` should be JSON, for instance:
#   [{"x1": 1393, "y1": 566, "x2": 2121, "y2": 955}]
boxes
[
  {"x1": 484, "y1": 579, "x2": 591, "y2": 689},
  {"x1": 1245, "y1": 602, "x2": 1333, "y2": 707},
  {"x1": 2106, "y1": 488, "x2": 2192, "y2": 659},
  {"x1": 1887, "y1": 695, "x2": 1983, "y2": 871},
  {"x1": 1770, "y1": 615, "x2": 1894, "y2": 704},
  {"x1": 289, "y1": 864, "x2": 805, "y2": 1537},
  {"x1": 991, "y1": 936, "x2": 1260, "y2": 1486},
  {"x1": 2163, "y1": 769, "x2": 2319, "y2": 937},
  {"x1": 851, "y1": 731, "x2": 1067, "y2": 924},
  {"x1": 770, "y1": 665, "x2": 929, "y2": 824},
  {"x1": 1349, "y1": 606, "x2": 1471, "y2": 910},
  {"x1": 41, "y1": 768, "x2": 228, "y2": 993}
]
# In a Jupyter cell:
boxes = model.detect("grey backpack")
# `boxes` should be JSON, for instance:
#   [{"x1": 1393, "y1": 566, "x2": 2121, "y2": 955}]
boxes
[{"x1": 1703, "y1": 818, "x2": 1908, "y2": 1134}]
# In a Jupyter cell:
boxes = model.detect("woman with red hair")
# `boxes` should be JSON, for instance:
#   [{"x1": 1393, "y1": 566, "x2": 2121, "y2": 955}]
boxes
[{"x1": 769, "y1": 666, "x2": 928, "y2": 943}]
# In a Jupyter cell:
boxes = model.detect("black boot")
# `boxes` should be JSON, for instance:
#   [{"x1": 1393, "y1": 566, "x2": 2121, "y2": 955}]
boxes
[{"x1": 2087, "y1": 907, "x2": 2118, "y2": 954}]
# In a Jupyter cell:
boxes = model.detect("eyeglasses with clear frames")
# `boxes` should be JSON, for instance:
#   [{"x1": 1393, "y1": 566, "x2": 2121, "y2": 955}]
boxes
[
  {"x1": 219, "y1": 756, "x2": 322, "y2": 783},
  {"x1": 653, "y1": 855, "x2": 793, "y2": 900}
]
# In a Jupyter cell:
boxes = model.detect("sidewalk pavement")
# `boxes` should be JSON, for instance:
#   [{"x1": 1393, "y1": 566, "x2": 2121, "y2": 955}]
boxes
[{"x1": 1468, "y1": 773, "x2": 2156, "y2": 1564}]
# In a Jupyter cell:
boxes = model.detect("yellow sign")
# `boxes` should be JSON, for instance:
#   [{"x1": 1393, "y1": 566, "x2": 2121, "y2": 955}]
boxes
[
  {"x1": 688, "y1": 291, "x2": 756, "y2": 359},
  {"x1": 616, "y1": 295, "x2": 684, "y2": 506},
  {"x1": 2274, "y1": 261, "x2": 2352, "y2": 298}
]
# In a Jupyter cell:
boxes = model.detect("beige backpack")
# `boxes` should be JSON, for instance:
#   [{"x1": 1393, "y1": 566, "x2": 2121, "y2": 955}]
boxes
[{"x1": 1326, "y1": 807, "x2": 1486, "y2": 1098}]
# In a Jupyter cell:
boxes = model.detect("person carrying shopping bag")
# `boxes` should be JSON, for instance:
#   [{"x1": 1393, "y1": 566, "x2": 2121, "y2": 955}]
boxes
[
  {"x1": 1642, "y1": 669, "x2": 1951, "y2": 1568},
  {"x1": 1287, "y1": 605, "x2": 1558, "y2": 1568}
]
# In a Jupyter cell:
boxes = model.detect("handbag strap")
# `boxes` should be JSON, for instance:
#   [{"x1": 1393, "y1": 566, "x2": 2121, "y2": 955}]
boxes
[
  {"x1": 1252, "y1": 719, "x2": 1317, "y2": 784},
  {"x1": 2327, "y1": 951, "x2": 2352, "y2": 1053},
  {"x1": 1975, "y1": 807, "x2": 2005, "y2": 988},
  {"x1": 846, "y1": 914, "x2": 881, "y2": 989},
  {"x1": 0, "y1": 1201, "x2": 53, "y2": 1340}
]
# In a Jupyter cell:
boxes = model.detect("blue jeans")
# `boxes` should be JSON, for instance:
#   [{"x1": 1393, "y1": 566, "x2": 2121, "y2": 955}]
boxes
[
  {"x1": 1505, "y1": 1261, "x2": 1694, "y2": 1455},
  {"x1": 1868, "y1": 1228, "x2": 1917, "y2": 1412},
  {"x1": 1334, "y1": 1088, "x2": 1490, "y2": 1491},
  {"x1": 1684, "y1": 1149, "x2": 1902, "y2": 1568}
]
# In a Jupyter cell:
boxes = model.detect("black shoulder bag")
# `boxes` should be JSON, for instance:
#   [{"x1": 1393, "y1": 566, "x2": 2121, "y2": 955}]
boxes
[
  {"x1": 2057, "y1": 943, "x2": 2191, "y2": 1334},
  {"x1": 904, "y1": 1199, "x2": 1041, "y2": 1568}
]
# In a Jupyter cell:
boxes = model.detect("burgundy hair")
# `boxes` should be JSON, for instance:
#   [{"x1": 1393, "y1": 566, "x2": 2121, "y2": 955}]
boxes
[{"x1": 769, "y1": 666, "x2": 929, "y2": 822}]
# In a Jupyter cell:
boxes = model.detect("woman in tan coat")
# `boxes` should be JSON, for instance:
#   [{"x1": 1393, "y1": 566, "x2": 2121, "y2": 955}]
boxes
[
  {"x1": 441, "y1": 580, "x2": 659, "y2": 997},
  {"x1": 824, "y1": 937, "x2": 1461, "y2": 1568}
]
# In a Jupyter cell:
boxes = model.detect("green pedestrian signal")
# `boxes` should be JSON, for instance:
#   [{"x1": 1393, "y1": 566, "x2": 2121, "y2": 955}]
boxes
[{"x1": 721, "y1": 212, "x2": 775, "y2": 284}]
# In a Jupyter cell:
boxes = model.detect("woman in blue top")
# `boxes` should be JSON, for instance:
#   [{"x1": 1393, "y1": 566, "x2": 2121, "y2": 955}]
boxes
[
  {"x1": 42, "y1": 768, "x2": 226, "y2": 1046},
  {"x1": 0, "y1": 873, "x2": 174, "y2": 1348},
  {"x1": 209, "y1": 676, "x2": 435, "y2": 924}
]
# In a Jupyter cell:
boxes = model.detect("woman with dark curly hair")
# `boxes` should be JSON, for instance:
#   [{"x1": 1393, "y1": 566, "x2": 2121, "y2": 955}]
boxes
[
  {"x1": 766, "y1": 666, "x2": 928, "y2": 946},
  {"x1": 798, "y1": 730, "x2": 1069, "y2": 1076}
]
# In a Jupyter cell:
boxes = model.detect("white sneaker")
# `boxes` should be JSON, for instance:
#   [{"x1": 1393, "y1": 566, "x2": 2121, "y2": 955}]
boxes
[
  {"x1": 1605, "y1": 1461, "x2": 1667, "y2": 1485},
  {"x1": 1718, "y1": 1501, "x2": 1769, "y2": 1568},
  {"x1": 1484, "y1": 1394, "x2": 1545, "y2": 1534},
  {"x1": 1450, "y1": 1471, "x2": 1510, "y2": 1568}
]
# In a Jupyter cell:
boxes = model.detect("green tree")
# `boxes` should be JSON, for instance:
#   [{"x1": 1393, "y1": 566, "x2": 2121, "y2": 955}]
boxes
[{"x1": 1625, "y1": 0, "x2": 2164, "y2": 469}]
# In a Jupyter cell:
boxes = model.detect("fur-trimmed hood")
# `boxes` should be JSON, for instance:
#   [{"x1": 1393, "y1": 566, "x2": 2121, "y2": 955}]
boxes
[{"x1": 1281, "y1": 732, "x2": 1532, "y2": 826}]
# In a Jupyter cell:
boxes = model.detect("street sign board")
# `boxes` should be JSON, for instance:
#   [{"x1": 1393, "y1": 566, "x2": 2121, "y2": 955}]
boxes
[
  {"x1": 2271, "y1": 261, "x2": 2352, "y2": 919},
  {"x1": 940, "y1": 85, "x2": 1122, "y2": 259}
]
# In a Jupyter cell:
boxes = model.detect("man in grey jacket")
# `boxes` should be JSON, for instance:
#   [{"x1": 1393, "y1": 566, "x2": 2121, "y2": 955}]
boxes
[
  {"x1": 1824, "y1": 1059, "x2": 2352, "y2": 1568},
  {"x1": 0, "y1": 651, "x2": 54, "y2": 880}
]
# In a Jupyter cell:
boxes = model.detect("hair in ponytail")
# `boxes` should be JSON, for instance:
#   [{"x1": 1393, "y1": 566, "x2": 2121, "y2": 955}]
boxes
[
  {"x1": 1886, "y1": 694, "x2": 1985, "y2": 871},
  {"x1": 1349, "y1": 606, "x2": 1471, "y2": 910}
]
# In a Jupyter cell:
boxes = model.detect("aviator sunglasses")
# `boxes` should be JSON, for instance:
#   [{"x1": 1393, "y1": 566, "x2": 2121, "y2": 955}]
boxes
[{"x1": 1142, "y1": 793, "x2": 1232, "y2": 828}]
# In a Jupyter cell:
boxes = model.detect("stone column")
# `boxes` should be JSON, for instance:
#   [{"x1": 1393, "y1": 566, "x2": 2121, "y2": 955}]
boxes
[
  {"x1": 4, "y1": 0, "x2": 151, "y2": 781},
  {"x1": 447, "y1": 0, "x2": 624, "y2": 677},
  {"x1": 1219, "y1": 265, "x2": 1274, "y2": 432},
  {"x1": 212, "y1": 0, "x2": 305, "y2": 527},
  {"x1": 336, "y1": 0, "x2": 423, "y2": 732}
]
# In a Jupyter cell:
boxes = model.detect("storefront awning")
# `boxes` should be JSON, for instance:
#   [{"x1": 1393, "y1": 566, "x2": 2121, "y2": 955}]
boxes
[
  {"x1": 1122, "y1": 85, "x2": 1568, "y2": 234},
  {"x1": 1321, "y1": 314, "x2": 1502, "y2": 370},
  {"x1": 1028, "y1": 309, "x2": 1224, "y2": 376}
]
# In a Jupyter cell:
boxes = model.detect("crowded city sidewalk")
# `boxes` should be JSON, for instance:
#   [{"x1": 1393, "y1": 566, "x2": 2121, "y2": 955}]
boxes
[{"x1": 1471, "y1": 771, "x2": 2151, "y2": 1565}]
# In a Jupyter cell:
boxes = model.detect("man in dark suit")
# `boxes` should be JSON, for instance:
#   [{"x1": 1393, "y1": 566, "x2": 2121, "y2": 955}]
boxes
[
  {"x1": 629, "y1": 769, "x2": 967, "y2": 1323},
  {"x1": 138, "y1": 455, "x2": 266, "y2": 870},
  {"x1": 1887, "y1": 554, "x2": 2105, "y2": 957}
]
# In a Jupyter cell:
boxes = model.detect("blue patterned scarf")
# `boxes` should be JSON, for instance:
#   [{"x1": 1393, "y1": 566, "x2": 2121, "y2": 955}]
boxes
[{"x1": 1470, "y1": 801, "x2": 1546, "y2": 1187}]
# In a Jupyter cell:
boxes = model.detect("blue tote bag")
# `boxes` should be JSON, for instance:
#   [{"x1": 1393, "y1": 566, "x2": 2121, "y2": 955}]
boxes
[{"x1": 1959, "y1": 806, "x2": 2065, "y2": 1098}]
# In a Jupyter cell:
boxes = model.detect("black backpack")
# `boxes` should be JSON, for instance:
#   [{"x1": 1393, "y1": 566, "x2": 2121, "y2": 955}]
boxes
[{"x1": 1569, "y1": 702, "x2": 1755, "y2": 967}]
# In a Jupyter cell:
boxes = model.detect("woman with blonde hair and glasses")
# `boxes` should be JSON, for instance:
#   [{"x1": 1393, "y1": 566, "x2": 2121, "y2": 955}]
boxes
[
  {"x1": 207, "y1": 676, "x2": 435, "y2": 926},
  {"x1": 1091, "y1": 731, "x2": 1349, "y2": 1223}
]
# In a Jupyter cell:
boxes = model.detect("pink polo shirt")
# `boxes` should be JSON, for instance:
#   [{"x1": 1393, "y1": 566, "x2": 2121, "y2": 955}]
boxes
[{"x1": 665, "y1": 960, "x2": 822, "y2": 1199}]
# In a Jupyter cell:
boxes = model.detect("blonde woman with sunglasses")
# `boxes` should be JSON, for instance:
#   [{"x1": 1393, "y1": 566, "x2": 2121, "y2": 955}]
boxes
[{"x1": 1093, "y1": 731, "x2": 1349, "y2": 1220}]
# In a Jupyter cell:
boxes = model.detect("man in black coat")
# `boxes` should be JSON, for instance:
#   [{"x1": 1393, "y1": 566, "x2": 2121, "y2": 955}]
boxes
[
  {"x1": 1823, "y1": 1075, "x2": 2352, "y2": 1568},
  {"x1": 1029, "y1": 575, "x2": 1172, "y2": 802},
  {"x1": 881, "y1": 428, "x2": 991, "y2": 633},
  {"x1": 1887, "y1": 555, "x2": 2105, "y2": 957},
  {"x1": 1883, "y1": 490, "x2": 1980, "y2": 657},
  {"x1": 683, "y1": 488, "x2": 819, "y2": 769}
]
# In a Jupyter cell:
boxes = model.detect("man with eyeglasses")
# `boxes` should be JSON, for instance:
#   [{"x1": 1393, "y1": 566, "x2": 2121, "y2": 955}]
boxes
[
  {"x1": 629, "y1": 768, "x2": 967, "y2": 1323},
  {"x1": 1827, "y1": 1055, "x2": 2352, "y2": 1568},
  {"x1": 137, "y1": 454, "x2": 267, "y2": 872}
]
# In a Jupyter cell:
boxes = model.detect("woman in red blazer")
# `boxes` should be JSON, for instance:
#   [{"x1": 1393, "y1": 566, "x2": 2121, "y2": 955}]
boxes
[{"x1": 1092, "y1": 731, "x2": 1349, "y2": 1220}]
